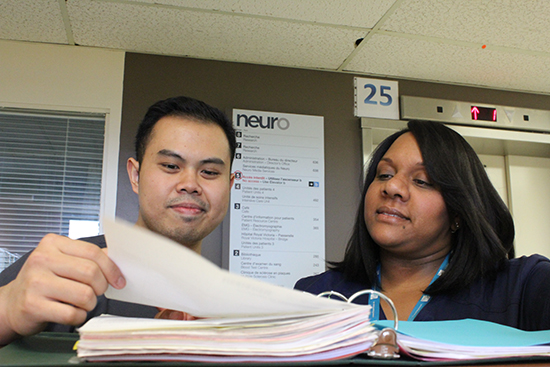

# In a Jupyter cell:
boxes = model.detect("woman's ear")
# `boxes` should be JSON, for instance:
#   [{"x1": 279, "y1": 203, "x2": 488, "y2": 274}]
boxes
[{"x1": 450, "y1": 215, "x2": 461, "y2": 234}]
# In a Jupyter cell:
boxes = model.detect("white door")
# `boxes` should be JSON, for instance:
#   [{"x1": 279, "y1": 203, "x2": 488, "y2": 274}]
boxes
[{"x1": 507, "y1": 155, "x2": 550, "y2": 258}]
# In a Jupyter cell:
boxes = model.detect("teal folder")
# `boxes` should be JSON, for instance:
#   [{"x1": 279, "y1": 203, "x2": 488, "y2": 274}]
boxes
[{"x1": 375, "y1": 319, "x2": 550, "y2": 347}]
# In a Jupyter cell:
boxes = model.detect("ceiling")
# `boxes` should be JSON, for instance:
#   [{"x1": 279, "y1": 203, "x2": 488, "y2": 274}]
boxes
[{"x1": 2, "y1": 0, "x2": 550, "y2": 95}]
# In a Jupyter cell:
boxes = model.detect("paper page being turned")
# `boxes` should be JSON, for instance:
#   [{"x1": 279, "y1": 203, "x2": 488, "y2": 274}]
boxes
[{"x1": 104, "y1": 219, "x2": 359, "y2": 318}]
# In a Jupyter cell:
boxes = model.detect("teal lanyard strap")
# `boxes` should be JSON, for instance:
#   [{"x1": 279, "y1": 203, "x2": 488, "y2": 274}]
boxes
[{"x1": 369, "y1": 253, "x2": 450, "y2": 321}]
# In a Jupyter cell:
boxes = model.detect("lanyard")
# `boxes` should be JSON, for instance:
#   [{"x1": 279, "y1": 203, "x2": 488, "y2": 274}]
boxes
[{"x1": 368, "y1": 253, "x2": 450, "y2": 321}]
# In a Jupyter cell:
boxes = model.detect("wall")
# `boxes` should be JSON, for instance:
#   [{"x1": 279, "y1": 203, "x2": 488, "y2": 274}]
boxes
[
  {"x1": 4, "y1": 41, "x2": 549, "y2": 274},
  {"x1": 118, "y1": 53, "x2": 550, "y2": 268},
  {"x1": 0, "y1": 41, "x2": 362, "y2": 268},
  {"x1": 116, "y1": 54, "x2": 362, "y2": 266},
  {"x1": 0, "y1": 40, "x2": 125, "y2": 223}
]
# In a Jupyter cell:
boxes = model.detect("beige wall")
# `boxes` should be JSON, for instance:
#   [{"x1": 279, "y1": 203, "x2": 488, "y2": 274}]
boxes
[{"x1": 0, "y1": 40, "x2": 125, "y2": 224}]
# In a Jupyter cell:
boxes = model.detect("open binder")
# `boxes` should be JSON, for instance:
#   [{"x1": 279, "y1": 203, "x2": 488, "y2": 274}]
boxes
[
  {"x1": 76, "y1": 220, "x2": 550, "y2": 363},
  {"x1": 77, "y1": 220, "x2": 379, "y2": 362}
]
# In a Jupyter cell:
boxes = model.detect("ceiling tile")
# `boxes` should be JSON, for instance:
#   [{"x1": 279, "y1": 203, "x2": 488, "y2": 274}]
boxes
[
  {"x1": 0, "y1": 0, "x2": 68, "y2": 44},
  {"x1": 1, "y1": 0, "x2": 549, "y2": 94},
  {"x1": 124, "y1": 0, "x2": 395, "y2": 28},
  {"x1": 67, "y1": 0, "x2": 366, "y2": 69},
  {"x1": 345, "y1": 34, "x2": 550, "y2": 94},
  {"x1": 381, "y1": 0, "x2": 550, "y2": 53}
]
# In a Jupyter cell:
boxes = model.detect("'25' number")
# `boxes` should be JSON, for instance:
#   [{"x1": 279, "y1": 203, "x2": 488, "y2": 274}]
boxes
[{"x1": 364, "y1": 84, "x2": 393, "y2": 106}]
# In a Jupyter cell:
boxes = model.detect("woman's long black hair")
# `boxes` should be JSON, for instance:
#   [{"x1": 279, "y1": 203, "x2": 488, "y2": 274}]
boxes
[{"x1": 330, "y1": 120, "x2": 514, "y2": 295}]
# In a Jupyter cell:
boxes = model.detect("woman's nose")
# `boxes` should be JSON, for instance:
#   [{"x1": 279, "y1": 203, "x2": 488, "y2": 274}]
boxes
[{"x1": 382, "y1": 176, "x2": 409, "y2": 201}]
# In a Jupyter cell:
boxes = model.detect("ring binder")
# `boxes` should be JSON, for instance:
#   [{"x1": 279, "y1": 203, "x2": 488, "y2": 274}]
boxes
[
  {"x1": 317, "y1": 289, "x2": 398, "y2": 330},
  {"x1": 317, "y1": 289, "x2": 400, "y2": 359},
  {"x1": 366, "y1": 328, "x2": 400, "y2": 359}
]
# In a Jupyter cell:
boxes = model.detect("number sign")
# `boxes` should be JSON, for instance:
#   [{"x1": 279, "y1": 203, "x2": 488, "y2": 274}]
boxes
[{"x1": 354, "y1": 77, "x2": 399, "y2": 119}]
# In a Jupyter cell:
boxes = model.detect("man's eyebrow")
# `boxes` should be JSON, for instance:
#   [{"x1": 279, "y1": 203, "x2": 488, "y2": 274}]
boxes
[
  {"x1": 201, "y1": 157, "x2": 226, "y2": 166},
  {"x1": 157, "y1": 149, "x2": 226, "y2": 166},
  {"x1": 158, "y1": 149, "x2": 184, "y2": 161}
]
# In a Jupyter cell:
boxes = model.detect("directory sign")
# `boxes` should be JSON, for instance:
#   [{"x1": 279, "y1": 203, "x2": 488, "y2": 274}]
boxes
[{"x1": 229, "y1": 109, "x2": 325, "y2": 288}]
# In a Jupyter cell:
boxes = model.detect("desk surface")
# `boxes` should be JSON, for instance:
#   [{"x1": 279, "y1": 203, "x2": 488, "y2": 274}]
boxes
[{"x1": 0, "y1": 332, "x2": 549, "y2": 367}]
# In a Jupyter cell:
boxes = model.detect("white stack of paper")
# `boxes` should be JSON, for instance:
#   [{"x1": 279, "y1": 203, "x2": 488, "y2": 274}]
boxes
[
  {"x1": 77, "y1": 309, "x2": 377, "y2": 362},
  {"x1": 76, "y1": 220, "x2": 376, "y2": 362}
]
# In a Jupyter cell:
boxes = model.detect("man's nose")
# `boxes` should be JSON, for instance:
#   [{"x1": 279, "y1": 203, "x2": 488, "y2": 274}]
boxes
[{"x1": 176, "y1": 171, "x2": 201, "y2": 195}]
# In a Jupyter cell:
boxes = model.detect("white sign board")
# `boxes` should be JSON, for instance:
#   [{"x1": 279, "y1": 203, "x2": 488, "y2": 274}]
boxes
[
  {"x1": 229, "y1": 109, "x2": 325, "y2": 288},
  {"x1": 354, "y1": 77, "x2": 400, "y2": 119}
]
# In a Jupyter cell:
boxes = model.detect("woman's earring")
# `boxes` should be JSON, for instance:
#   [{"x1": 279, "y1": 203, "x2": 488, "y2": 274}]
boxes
[{"x1": 451, "y1": 222, "x2": 460, "y2": 234}]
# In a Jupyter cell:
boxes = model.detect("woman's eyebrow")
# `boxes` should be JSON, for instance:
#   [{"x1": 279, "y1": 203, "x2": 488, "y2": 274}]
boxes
[{"x1": 380, "y1": 157, "x2": 425, "y2": 167}]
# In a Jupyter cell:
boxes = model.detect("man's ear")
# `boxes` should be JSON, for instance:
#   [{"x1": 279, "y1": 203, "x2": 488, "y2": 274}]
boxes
[
  {"x1": 230, "y1": 172, "x2": 235, "y2": 188},
  {"x1": 127, "y1": 158, "x2": 140, "y2": 194}
]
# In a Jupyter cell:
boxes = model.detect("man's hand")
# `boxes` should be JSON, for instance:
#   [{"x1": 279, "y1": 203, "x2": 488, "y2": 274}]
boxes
[
  {"x1": 0, "y1": 234, "x2": 125, "y2": 345},
  {"x1": 155, "y1": 308, "x2": 198, "y2": 320}
]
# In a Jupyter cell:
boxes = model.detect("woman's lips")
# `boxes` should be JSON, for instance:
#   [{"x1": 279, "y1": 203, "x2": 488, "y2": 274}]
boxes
[{"x1": 376, "y1": 206, "x2": 410, "y2": 221}]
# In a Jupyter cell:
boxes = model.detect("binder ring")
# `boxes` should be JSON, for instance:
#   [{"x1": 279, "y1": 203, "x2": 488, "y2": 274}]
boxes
[
  {"x1": 316, "y1": 290, "x2": 348, "y2": 302},
  {"x1": 348, "y1": 289, "x2": 398, "y2": 330},
  {"x1": 317, "y1": 289, "x2": 399, "y2": 330}
]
